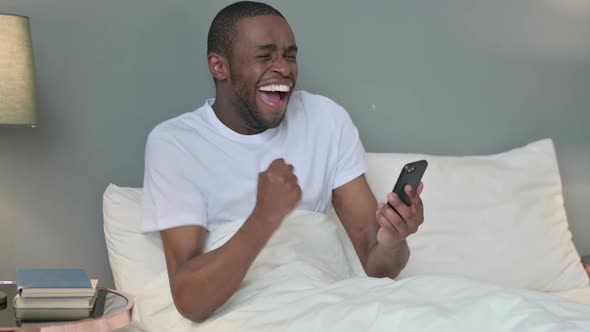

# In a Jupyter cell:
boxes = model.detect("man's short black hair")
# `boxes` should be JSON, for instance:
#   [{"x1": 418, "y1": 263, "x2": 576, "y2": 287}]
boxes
[{"x1": 207, "y1": 1, "x2": 285, "y2": 59}]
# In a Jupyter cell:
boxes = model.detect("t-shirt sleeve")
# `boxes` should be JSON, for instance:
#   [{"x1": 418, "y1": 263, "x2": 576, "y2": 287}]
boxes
[
  {"x1": 332, "y1": 106, "x2": 368, "y2": 189},
  {"x1": 142, "y1": 133, "x2": 207, "y2": 232}
]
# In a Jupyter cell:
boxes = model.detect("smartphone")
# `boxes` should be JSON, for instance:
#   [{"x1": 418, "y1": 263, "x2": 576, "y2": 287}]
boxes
[{"x1": 388, "y1": 160, "x2": 428, "y2": 207}]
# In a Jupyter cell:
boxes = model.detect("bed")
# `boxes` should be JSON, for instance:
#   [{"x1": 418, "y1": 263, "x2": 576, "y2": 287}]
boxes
[{"x1": 103, "y1": 138, "x2": 590, "y2": 332}]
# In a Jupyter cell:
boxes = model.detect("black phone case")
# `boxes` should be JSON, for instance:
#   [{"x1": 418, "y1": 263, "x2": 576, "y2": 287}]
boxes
[{"x1": 391, "y1": 160, "x2": 428, "y2": 206}]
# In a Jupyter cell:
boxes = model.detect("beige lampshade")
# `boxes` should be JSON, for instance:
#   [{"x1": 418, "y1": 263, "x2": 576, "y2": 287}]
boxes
[{"x1": 0, "y1": 14, "x2": 38, "y2": 126}]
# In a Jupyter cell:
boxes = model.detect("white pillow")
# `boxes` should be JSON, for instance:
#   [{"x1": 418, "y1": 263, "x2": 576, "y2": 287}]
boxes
[
  {"x1": 362, "y1": 138, "x2": 588, "y2": 291},
  {"x1": 103, "y1": 184, "x2": 166, "y2": 297}
]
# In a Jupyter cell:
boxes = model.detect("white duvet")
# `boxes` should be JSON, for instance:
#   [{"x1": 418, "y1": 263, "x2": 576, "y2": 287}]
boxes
[{"x1": 132, "y1": 211, "x2": 590, "y2": 332}]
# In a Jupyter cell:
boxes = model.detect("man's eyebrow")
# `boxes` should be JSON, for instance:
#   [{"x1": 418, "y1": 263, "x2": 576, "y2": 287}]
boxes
[
  {"x1": 256, "y1": 44, "x2": 278, "y2": 52},
  {"x1": 256, "y1": 44, "x2": 298, "y2": 53}
]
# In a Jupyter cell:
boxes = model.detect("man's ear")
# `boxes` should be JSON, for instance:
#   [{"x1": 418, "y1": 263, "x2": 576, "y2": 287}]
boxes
[{"x1": 208, "y1": 53, "x2": 229, "y2": 82}]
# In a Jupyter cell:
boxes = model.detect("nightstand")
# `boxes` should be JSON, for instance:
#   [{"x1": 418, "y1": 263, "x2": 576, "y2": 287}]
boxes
[{"x1": 0, "y1": 281, "x2": 134, "y2": 332}]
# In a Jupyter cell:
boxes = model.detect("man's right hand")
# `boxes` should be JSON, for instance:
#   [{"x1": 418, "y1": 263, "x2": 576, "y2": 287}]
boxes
[
  {"x1": 161, "y1": 158, "x2": 301, "y2": 322},
  {"x1": 251, "y1": 158, "x2": 302, "y2": 230}
]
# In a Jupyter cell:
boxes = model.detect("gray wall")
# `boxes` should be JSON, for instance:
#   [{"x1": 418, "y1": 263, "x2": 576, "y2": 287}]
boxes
[{"x1": 1, "y1": 0, "x2": 589, "y2": 287}]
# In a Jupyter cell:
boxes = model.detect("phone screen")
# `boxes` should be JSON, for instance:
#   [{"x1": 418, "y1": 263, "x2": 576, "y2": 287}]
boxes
[{"x1": 390, "y1": 160, "x2": 428, "y2": 206}]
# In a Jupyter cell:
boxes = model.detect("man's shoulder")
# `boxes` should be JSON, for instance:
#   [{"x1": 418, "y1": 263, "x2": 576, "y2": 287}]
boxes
[
  {"x1": 148, "y1": 114, "x2": 187, "y2": 140},
  {"x1": 291, "y1": 90, "x2": 343, "y2": 109},
  {"x1": 290, "y1": 90, "x2": 350, "y2": 120},
  {"x1": 147, "y1": 103, "x2": 210, "y2": 142}
]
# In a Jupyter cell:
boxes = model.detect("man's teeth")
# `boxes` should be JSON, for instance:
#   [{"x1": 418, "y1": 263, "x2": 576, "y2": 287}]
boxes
[{"x1": 258, "y1": 84, "x2": 290, "y2": 92}]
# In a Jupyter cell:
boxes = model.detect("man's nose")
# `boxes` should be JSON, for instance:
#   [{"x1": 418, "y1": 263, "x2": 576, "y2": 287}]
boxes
[{"x1": 272, "y1": 56, "x2": 292, "y2": 76}]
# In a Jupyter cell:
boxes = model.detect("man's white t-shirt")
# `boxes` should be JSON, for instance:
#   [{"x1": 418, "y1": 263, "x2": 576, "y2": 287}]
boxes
[{"x1": 142, "y1": 90, "x2": 367, "y2": 233}]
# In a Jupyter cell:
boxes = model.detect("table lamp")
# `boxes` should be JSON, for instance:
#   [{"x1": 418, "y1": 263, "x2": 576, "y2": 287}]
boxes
[
  {"x1": 0, "y1": 13, "x2": 38, "y2": 307},
  {"x1": 0, "y1": 13, "x2": 38, "y2": 126}
]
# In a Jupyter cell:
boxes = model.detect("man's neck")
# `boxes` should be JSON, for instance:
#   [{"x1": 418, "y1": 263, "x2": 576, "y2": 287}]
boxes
[{"x1": 211, "y1": 97, "x2": 265, "y2": 135}]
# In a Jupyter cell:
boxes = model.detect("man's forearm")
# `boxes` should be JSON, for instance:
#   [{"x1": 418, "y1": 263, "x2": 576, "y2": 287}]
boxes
[
  {"x1": 170, "y1": 216, "x2": 276, "y2": 322},
  {"x1": 365, "y1": 239, "x2": 410, "y2": 279}
]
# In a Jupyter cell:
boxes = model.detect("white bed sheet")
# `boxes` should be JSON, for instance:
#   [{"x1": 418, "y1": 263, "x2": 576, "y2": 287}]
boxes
[
  {"x1": 115, "y1": 286, "x2": 590, "y2": 332},
  {"x1": 117, "y1": 288, "x2": 590, "y2": 332},
  {"x1": 554, "y1": 286, "x2": 590, "y2": 305},
  {"x1": 128, "y1": 211, "x2": 590, "y2": 332}
]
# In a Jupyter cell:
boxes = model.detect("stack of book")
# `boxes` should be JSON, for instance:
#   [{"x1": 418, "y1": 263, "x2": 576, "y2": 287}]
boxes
[{"x1": 13, "y1": 268, "x2": 98, "y2": 320}]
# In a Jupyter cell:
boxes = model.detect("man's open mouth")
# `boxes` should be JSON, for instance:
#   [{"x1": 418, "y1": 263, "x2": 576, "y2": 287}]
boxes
[{"x1": 257, "y1": 84, "x2": 291, "y2": 107}]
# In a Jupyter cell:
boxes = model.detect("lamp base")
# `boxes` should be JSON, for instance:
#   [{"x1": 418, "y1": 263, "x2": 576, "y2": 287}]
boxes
[{"x1": 0, "y1": 290, "x2": 6, "y2": 309}]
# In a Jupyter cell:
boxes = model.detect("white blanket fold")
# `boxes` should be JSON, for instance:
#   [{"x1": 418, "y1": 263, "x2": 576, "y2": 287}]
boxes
[{"x1": 133, "y1": 211, "x2": 590, "y2": 332}]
